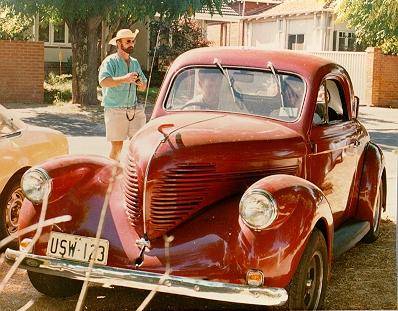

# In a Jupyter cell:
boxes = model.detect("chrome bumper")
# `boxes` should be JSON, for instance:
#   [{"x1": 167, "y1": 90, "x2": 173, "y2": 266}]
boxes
[{"x1": 5, "y1": 249, "x2": 287, "y2": 306}]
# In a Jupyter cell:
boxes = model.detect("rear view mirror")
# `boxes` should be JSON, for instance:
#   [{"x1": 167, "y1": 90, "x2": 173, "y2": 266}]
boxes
[{"x1": 353, "y1": 96, "x2": 359, "y2": 119}]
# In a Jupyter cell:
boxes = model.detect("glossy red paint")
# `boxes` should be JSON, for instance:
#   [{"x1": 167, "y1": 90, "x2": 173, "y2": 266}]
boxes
[
  {"x1": 18, "y1": 173, "x2": 332, "y2": 288},
  {"x1": 129, "y1": 112, "x2": 306, "y2": 239},
  {"x1": 16, "y1": 48, "x2": 384, "y2": 300},
  {"x1": 355, "y1": 142, "x2": 386, "y2": 224}
]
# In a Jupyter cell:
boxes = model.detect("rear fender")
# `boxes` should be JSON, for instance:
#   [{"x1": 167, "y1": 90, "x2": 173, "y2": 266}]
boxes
[
  {"x1": 236, "y1": 174, "x2": 334, "y2": 288},
  {"x1": 355, "y1": 142, "x2": 386, "y2": 224}
]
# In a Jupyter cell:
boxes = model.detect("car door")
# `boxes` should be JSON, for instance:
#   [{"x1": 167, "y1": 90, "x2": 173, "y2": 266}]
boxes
[{"x1": 308, "y1": 78, "x2": 361, "y2": 228}]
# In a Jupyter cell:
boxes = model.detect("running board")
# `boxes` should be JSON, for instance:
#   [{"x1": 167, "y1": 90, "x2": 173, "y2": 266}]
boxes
[{"x1": 333, "y1": 221, "x2": 370, "y2": 259}]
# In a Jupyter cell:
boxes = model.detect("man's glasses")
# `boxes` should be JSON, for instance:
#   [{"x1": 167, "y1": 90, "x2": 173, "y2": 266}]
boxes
[{"x1": 125, "y1": 39, "x2": 135, "y2": 44}]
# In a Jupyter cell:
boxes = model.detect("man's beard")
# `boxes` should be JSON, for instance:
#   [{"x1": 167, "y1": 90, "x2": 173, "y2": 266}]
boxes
[{"x1": 121, "y1": 45, "x2": 133, "y2": 54}]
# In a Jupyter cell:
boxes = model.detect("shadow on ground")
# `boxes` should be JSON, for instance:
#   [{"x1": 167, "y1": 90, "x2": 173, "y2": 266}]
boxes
[
  {"x1": 5, "y1": 103, "x2": 154, "y2": 137},
  {"x1": 23, "y1": 113, "x2": 105, "y2": 137},
  {"x1": 368, "y1": 130, "x2": 398, "y2": 152}
]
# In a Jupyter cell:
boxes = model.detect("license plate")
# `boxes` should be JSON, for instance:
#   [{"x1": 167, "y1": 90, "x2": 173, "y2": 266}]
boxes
[{"x1": 46, "y1": 232, "x2": 109, "y2": 265}]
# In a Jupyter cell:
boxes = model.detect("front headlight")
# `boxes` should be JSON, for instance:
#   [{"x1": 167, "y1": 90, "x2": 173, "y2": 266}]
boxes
[
  {"x1": 239, "y1": 189, "x2": 277, "y2": 230},
  {"x1": 21, "y1": 168, "x2": 52, "y2": 204}
]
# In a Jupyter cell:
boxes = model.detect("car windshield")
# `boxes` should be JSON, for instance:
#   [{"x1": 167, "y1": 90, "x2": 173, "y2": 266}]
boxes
[{"x1": 165, "y1": 67, "x2": 305, "y2": 121}]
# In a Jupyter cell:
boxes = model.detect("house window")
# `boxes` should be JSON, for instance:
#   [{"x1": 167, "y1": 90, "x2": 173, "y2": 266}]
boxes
[
  {"x1": 35, "y1": 16, "x2": 69, "y2": 45},
  {"x1": 39, "y1": 20, "x2": 49, "y2": 42},
  {"x1": 53, "y1": 21, "x2": 66, "y2": 43},
  {"x1": 288, "y1": 34, "x2": 304, "y2": 50},
  {"x1": 337, "y1": 31, "x2": 355, "y2": 51}
]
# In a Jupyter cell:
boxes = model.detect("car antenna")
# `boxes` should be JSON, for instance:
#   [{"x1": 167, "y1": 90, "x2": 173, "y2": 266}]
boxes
[
  {"x1": 267, "y1": 61, "x2": 285, "y2": 108},
  {"x1": 213, "y1": 58, "x2": 243, "y2": 109}
]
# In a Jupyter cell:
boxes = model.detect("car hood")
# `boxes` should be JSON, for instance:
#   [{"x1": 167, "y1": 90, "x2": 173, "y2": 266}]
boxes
[{"x1": 126, "y1": 112, "x2": 307, "y2": 239}]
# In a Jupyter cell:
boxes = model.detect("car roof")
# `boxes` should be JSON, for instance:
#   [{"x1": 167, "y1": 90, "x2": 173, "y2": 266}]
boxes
[{"x1": 170, "y1": 47, "x2": 336, "y2": 81}]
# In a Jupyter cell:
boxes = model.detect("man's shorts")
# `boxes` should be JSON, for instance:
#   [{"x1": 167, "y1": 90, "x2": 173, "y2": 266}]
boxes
[{"x1": 104, "y1": 106, "x2": 146, "y2": 142}]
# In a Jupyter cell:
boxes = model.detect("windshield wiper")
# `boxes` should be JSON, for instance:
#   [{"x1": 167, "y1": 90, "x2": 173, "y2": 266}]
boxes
[
  {"x1": 213, "y1": 58, "x2": 243, "y2": 109},
  {"x1": 267, "y1": 61, "x2": 285, "y2": 108}
]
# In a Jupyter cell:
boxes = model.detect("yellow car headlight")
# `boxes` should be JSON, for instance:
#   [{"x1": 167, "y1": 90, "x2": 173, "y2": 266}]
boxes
[
  {"x1": 21, "y1": 168, "x2": 52, "y2": 204},
  {"x1": 239, "y1": 189, "x2": 277, "y2": 230}
]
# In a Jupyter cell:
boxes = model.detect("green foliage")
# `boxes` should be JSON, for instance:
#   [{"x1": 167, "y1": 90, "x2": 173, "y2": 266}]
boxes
[
  {"x1": 337, "y1": 0, "x2": 398, "y2": 54},
  {"x1": 44, "y1": 73, "x2": 72, "y2": 104},
  {"x1": 150, "y1": 17, "x2": 211, "y2": 71},
  {"x1": 137, "y1": 86, "x2": 159, "y2": 105},
  {"x1": 0, "y1": 0, "x2": 225, "y2": 23},
  {"x1": 143, "y1": 70, "x2": 166, "y2": 88},
  {"x1": 0, "y1": 0, "x2": 226, "y2": 105},
  {"x1": 0, "y1": 6, "x2": 33, "y2": 40}
]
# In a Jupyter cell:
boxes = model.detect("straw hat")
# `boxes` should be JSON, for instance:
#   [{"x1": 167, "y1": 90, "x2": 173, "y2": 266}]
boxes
[{"x1": 109, "y1": 29, "x2": 139, "y2": 46}]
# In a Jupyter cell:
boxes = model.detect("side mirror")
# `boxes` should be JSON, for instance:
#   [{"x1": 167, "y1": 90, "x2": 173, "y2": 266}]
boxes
[{"x1": 353, "y1": 96, "x2": 359, "y2": 119}]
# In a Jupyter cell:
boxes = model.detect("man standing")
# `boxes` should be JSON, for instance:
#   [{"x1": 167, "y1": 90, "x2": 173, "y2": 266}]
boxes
[{"x1": 98, "y1": 29, "x2": 147, "y2": 160}]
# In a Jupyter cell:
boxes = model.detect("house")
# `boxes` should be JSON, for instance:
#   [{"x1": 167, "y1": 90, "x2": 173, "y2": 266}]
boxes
[
  {"x1": 245, "y1": 0, "x2": 359, "y2": 51},
  {"x1": 31, "y1": 16, "x2": 150, "y2": 74},
  {"x1": 194, "y1": 1, "x2": 280, "y2": 46}
]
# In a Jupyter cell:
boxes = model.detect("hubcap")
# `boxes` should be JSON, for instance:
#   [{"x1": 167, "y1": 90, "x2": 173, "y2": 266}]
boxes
[
  {"x1": 5, "y1": 187, "x2": 24, "y2": 235},
  {"x1": 303, "y1": 250, "x2": 323, "y2": 310}
]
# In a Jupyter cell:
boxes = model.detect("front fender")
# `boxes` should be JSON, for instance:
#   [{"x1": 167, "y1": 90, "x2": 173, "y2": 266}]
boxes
[
  {"x1": 356, "y1": 142, "x2": 386, "y2": 223},
  {"x1": 18, "y1": 155, "x2": 120, "y2": 244},
  {"x1": 236, "y1": 174, "x2": 333, "y2": 288},
  {"x1": 39, "y1": 155, "x2": 119, "y2": 203}
]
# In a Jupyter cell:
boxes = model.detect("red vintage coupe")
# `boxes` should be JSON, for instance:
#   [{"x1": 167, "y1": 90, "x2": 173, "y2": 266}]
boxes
[{"x1": 5, "y1": 48, "x2": 385, "y2": 310}]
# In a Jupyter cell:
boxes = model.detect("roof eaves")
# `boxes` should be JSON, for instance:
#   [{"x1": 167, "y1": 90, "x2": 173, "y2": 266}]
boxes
[{"x1": 247, "y1": 7, "x2": 334, "y2": 21}]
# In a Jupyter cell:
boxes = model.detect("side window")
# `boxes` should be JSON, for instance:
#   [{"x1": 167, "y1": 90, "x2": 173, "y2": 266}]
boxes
[
  {"x1": 313, "y1": 82, "x2": 327, "y2": 125},
  {"x1": 325, "y1": 80, "x2": 348, "y2": 123},
  {"x1": 313, "y1": 79, "x2": 348, "y2": 126}
]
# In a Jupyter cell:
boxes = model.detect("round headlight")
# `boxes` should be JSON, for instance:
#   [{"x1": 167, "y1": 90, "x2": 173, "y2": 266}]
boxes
[
  {"x1": 239, "y1": 189, "x2": 277, "y2": 230},
  {"x1": 21, "y1": 168, "x2": 52, "y2": 204}
]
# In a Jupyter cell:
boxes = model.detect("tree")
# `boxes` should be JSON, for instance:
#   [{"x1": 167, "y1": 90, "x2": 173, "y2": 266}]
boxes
[
  {"x1": 0, "y1": 6, "x2": 33, "y2": 40},
  {"x1": 336, "y1": 0, "x2": 398, "y2": 54},
  {"x1": 149, "y1": 17, "x2": 211, "y2": 71},
  {"x1": 1, "y1": 0, "x2": 226, "y2": 106}
]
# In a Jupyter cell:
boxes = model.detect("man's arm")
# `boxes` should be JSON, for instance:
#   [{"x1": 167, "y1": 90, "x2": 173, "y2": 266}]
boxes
[
  {"x1": 100, "y1": 72, "x2": 139, "y2": 88},
  {"x1": 136, "y1": 80, "x2": 147, "y2": 92}
]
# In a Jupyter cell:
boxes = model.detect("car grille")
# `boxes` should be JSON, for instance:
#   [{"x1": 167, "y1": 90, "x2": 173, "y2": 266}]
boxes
[
  {"x1": 124, "y1": 159, "x2": 298, "y2": 239},
  {"x1": 149, "y1": 163, "x2": 216, "y2": 234},
  {"x1": 124, "y1": 157, "x2": 143, "y2": 228}
]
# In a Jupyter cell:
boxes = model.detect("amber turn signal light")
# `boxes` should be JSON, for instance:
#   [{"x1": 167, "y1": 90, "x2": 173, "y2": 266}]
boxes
[{"x1": 246, "y1": 269, "x2": 264, "y2": 287}]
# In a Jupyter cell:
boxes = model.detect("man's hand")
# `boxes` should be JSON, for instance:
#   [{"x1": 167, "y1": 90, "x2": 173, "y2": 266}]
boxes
[
  {"x1": 124, "y1": 72, "x2": 140, "y2": 84},
  {"x1": 100, "y1": 72, "x2": 146, "y2": 89}
]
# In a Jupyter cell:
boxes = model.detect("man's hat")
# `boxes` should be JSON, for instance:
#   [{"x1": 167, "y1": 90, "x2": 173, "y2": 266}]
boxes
[{"x1": 109, "y1": 29, "x2": 139, "y2": 46}]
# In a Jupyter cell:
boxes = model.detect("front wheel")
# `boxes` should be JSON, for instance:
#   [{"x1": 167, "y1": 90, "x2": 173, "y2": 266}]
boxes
[
  {"x1": 28, "y1": 271, "x2": 83, "y2": 298},
  {"x1": 0, "y1": 178, "x2": 24, "y2": 248},
  {"x1": 287, "y1": 228, "x2": 328, "y2": 310}
]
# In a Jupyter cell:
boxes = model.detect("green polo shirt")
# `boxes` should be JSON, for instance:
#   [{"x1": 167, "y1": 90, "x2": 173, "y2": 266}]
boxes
[{"x1": 98, "y1": 53, "x2": 147, "y2": 108}]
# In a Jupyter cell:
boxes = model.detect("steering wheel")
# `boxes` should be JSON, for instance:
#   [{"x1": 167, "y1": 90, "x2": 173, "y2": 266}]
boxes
[{"x1": 181, "y1": 101, "x2": 212, "y2": 110}]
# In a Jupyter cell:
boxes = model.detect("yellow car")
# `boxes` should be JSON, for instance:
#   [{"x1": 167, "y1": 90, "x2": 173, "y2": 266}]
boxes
[{"x1": 0, "y1": 105, "x2": 68, "y2": 246}]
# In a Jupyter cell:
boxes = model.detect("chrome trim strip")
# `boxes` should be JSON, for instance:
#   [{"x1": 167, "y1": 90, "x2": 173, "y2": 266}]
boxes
[{"x1": 5, "y1": 249, "x2": 288, "y2": 306}]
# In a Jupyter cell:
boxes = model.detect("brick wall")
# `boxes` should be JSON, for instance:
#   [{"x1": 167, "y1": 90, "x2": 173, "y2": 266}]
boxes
[
  {"x1": 367, "y1": 47, "x2": 398, "y2": 108},
  {"x1": 0, "y1": 40, "x2": 44, "y2": 104}
]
